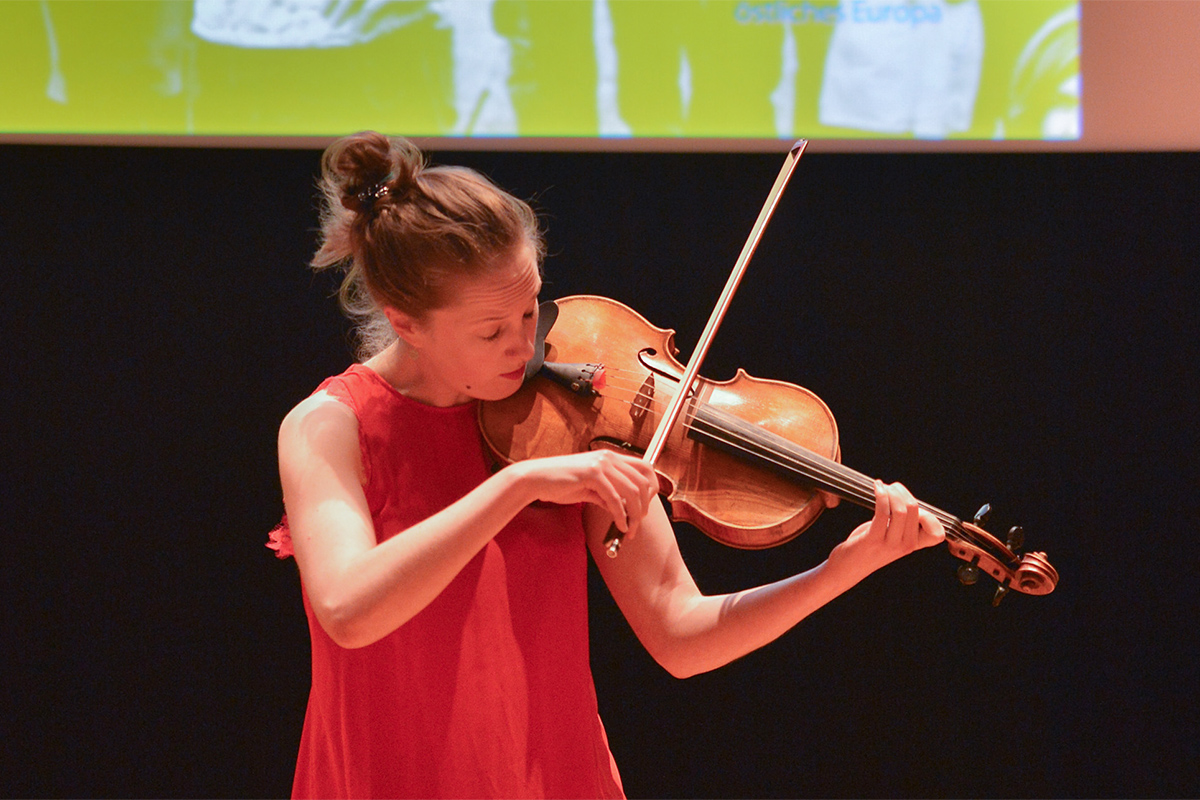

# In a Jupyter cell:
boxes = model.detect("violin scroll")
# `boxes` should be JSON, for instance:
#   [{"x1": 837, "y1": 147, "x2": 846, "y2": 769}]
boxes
[
  {"x1": 1014, "y1": 551, "x2": 1059, "y2": 595},
  {"x1": 947, "y1": 517, "x2": 1059, "y2": 603}
]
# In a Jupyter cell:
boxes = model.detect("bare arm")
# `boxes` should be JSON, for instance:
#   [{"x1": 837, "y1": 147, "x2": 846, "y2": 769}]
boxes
[
  {"x1": 279, "y1": 392, "x2": 660, "y2": 649},
  {"x1": 588, "y1": 481, "x2": 945, "y2": 679}
]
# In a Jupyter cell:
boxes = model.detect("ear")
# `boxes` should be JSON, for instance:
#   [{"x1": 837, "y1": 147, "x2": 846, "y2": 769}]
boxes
[{"x1": 382, "y1": 306, "x2": 428, "y2": 349}]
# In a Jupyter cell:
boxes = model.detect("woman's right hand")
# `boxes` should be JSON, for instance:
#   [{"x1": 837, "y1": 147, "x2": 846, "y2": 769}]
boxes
[{"x1": 507, "y1": 450, "x2": 659, "y2": 537}]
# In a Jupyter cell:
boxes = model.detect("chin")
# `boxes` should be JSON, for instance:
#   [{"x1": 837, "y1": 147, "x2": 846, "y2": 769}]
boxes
[{"x1": 469, "y1": 382, "x2": 521, "y2": 403}]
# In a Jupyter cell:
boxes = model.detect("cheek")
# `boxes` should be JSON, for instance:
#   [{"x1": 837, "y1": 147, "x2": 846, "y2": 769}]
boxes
[{"x1": 458, "y1": 342, "x2": 500, "y2": 381}]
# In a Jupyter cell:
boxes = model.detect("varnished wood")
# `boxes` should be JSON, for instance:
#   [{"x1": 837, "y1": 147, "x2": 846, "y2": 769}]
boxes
[
  {"x1": 480, "y1": 295, "x2": 1058, "y2": 597},
  {"x1": 480, "y1": 295, "x2": 840, "y2": 549}
]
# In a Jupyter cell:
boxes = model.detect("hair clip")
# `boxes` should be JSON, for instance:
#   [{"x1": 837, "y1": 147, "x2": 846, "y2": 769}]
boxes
[{"x1": 355, "y1": 182, "x2": 390, "y2": 212}]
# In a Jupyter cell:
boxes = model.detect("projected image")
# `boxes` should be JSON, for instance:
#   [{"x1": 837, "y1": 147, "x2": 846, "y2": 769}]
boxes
[{"x1": 2, "y1": 0, "x2": 1078, "y2": 141}]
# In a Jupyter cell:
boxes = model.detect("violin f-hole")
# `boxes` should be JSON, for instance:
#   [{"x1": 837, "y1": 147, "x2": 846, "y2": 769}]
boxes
[{"x1": 589, "y1": 437, "x2": 645, "y2": 457}]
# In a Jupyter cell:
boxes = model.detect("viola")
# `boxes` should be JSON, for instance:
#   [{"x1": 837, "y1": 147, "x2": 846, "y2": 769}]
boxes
[{"x1": 479, "y1": 295, "x2": 1058, "y2": 604}]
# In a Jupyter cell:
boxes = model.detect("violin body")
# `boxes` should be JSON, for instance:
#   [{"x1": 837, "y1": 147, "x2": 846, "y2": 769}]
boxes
[
  {"x1": 480, "y1": 295, "x2": 839, "y2": 549},
  {"x1": 480, "y1": 295, "x2": 1058, "y2": 598}
]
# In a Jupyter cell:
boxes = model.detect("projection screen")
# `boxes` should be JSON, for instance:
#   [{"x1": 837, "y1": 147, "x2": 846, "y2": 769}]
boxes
[{"x1": 1, "y1": 0, "x2": 1196, "y2": 151}]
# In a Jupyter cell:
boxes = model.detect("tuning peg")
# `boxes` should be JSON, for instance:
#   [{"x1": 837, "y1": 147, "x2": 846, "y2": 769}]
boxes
[
  {"x1": 991, "y1": 584, "x2": 1010, "y2": 606},
  {"x1": 957, "y1": 563, "x2": 980, "y2": 586},
  {"x1": 973, "y1": 503, "x2": 992, "y2": 526},
  {"x1": 1006, "y1": 525, "x2": 1025, "y2": 552}
]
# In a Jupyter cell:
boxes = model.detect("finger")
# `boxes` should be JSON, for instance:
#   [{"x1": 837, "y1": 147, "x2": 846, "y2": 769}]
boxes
[
  {"x1": 872, "y1": 480, "x2": 892, "y2": 537},
  {"x1": 621, "y1": 511, "x2": 642, "y2": 545},
  {"x1": 589, "y1": 470, "x2": 629, "y2": 533},
  {"x1": 581, "y1": 452, "x2": 630, "y2": 528},
  {"x1": 615, "y1": 455, "x2": 658, "y2": 496},
  {"x1": 885, "y1": 482, "x2": 919, "y2": 547},
  {"x1": 636, "y1": 461, "x2": 659, "y2": 506},
  {"x1": 633, "y1": 464, "x2": 659, "y2": 517},
  {"x1": 610, "y1": 497, "x2": 630, "y2": 534},
  {"x1": 918, "y1": 508, "x2": 946, "y2": 545},
  {"x1": 611, "y1": 472, "x2": 653, "y2": 532},
  {"x1": 609, "y1": 456, "x2": 657, "y2": 523}
]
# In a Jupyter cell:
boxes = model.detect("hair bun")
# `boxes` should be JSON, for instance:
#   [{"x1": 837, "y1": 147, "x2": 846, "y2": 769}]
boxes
[{"x1": 322, "y1": 131, "x2": 422, "y2": 216}]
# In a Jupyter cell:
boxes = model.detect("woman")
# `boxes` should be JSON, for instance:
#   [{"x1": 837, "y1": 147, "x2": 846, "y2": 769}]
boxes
[{"x1": 271, "y1": 131, "x2": 944, "y2": 798}]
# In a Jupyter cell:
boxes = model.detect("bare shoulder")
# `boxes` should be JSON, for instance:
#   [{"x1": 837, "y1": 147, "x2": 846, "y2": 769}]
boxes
[{"x1": 278, "y1": 391, "x2": 362, "y2": 476}]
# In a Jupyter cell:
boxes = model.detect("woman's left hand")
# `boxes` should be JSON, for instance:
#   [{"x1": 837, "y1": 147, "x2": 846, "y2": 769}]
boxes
[{"x1": 835, "y1": 480, "x2": 946, "y2": 575}]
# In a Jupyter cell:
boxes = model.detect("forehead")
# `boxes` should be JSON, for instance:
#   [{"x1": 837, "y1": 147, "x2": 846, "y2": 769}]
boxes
[{"x1": 439, "y1": 246, "x2": 541, "y2": 321}]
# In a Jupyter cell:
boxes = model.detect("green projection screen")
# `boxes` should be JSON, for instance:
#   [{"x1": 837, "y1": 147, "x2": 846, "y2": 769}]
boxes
[{"x1": 1, "y1": 0, "x2": 1084, "y2": 148}]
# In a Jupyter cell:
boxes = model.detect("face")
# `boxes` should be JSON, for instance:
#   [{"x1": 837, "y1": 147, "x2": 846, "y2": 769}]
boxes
[{"x1": 389, "y1": 245, "x2": 542, "y2": 406}]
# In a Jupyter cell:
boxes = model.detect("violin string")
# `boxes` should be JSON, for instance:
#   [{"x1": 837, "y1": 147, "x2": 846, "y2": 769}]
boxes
[
  {"x1": 700, "y1": 414, "x2": 983, "y2": 548},
  {"x1": 537, "y1": 340, "x2": 1007, "y2": 561},
  {"x1": 687, "y1": 405, "x2": 976, "y2": 544},
  {"x1": 688, "y1": 409, "x2": 982, "y2": 549},
  {"x1": 577, "y1": 373, "x2": 875, "y2": 505},
  {"x1": 572, "y1": 377, "x2": 979, "y2": 550},
  {"x1": 532, "y1": 343, "x2": 982, "y2": 548},
  {"x1": 583, "y1": 376, "x2": 867, "y2": 501}
]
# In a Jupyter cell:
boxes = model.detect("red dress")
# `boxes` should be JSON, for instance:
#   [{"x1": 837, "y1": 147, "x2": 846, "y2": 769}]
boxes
[{"x1": 269, "y1": 365, "x2": 624, "y2": 799}]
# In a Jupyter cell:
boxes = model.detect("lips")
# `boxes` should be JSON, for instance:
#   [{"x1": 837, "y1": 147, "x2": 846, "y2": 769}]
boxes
[{"x1": 500, "y1": 366, "x2": 526, "y2": 380}]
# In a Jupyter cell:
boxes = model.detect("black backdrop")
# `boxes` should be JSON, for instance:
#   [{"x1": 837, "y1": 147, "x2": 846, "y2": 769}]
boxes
[{"x1": 2, "y1": 143, "x2": 1197, "y2": 798}]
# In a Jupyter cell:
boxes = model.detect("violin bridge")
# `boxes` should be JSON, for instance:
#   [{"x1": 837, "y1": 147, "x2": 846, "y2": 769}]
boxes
[{"x1": 631, "y1": 373, "x2": 654, "y2": 424}]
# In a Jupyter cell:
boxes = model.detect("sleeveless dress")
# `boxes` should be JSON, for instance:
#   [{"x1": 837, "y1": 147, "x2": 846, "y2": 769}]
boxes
[{"x1": 268, "y1": 365, "x2": 624, "y2": 799}]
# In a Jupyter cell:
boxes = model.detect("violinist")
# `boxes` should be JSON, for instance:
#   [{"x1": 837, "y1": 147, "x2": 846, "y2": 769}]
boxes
[{"x1": 270, "y1": 131, "x2": 945, "y2": 799}]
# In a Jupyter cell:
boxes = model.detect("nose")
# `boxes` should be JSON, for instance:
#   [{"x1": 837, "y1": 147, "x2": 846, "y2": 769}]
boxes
[{"x1": 508, "y1": 316, "x2": 537, "y2": 362}]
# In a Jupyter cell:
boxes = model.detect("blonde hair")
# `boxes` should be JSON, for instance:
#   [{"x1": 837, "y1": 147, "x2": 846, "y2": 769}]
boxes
[{"x1": 311, "y1": 131, "x2": 545, "y2": 358}]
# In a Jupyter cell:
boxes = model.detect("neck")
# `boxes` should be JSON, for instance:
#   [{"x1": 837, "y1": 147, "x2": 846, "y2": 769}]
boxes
[{"x1": 364, "y1": 340, "x2": 419, "y2": 394}]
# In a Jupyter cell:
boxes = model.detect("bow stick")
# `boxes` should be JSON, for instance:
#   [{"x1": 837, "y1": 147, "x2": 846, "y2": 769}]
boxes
[{"x1": 605, "y1": 139, "x2": 809, "y2": 557}]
